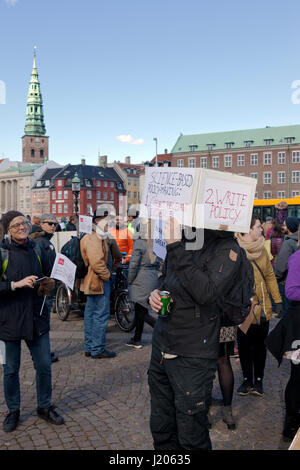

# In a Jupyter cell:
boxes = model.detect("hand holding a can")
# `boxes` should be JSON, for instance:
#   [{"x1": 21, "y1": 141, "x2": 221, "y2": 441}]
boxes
[
  {"x1": 149, "y1": 289, "x2": 162, "y2": 313},
  {"x1": 149, "y1": 289, "x2": 172, "y2": 316}
]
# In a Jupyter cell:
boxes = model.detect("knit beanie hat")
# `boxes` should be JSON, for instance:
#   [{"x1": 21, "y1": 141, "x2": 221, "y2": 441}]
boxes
[
  {"x1": 1, "y1": 211, "x2": 24, "y2": 234},
  {"x1": 285, "y1": 216, "x2": 299, "y2": 234}
]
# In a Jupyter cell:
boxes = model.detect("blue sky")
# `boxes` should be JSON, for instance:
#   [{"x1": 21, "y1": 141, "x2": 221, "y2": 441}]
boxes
[{"x1": 1, "y1": 0, "x2": 300, "y2": 165}]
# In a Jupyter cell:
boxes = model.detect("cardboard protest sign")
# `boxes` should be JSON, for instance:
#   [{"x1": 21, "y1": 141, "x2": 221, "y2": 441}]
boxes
[
  {"x1": 79, "y1": 215, "x2": 92, "y2": 234},
  {"x1": 153, "y1": 219, "x2": 167, "y2": 260},
  {"x1": 141, "y1": 167, "x2": 257, "y2": 233},
  {"x1": 50, "y1": 254, "x2": 76, "y2": 290}
]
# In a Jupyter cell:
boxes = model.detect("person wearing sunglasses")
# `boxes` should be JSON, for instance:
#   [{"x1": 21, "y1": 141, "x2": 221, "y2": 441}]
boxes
[
  {"x1": 0, "y1": 211, "x2": 64, "y2": 432},
  {"x1": 29, "y1": 214, "x2": 59, "y2": 363}
]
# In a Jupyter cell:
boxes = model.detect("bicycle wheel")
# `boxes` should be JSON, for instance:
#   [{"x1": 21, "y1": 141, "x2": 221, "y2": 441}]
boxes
[
  {"x1": 114, "y1": 291, "x2": 136, "y2": 332},
  {"x1": 55, "y1": 283, "x2": 71, "y2": 321}
]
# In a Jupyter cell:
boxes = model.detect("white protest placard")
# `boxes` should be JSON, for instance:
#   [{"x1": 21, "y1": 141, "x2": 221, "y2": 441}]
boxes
[
  {"x1": 140, "y1": 167, "x2": 257, "y2": 233},
  {"x1": 196, "y1": 169, "x2": 257, "y2": 233},
  {"x1": 140, "y1": 166, "x2": 197, "y2": 225},
  {"x1": 153, "y1": 219, "x2": 167, "y2": 260},
  {"x1": 0, "y1": 341, "x2": 6, "y2": 365},
  {"x1": 50, "y1": 254, "x2": 76, "y2": 290},
  {"x1": 79, "y1": 215, "x2": 92, "y2": 234}
]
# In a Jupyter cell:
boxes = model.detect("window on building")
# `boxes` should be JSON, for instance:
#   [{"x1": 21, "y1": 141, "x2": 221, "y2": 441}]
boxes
[
  {"x1": 292, "y1": 190, "x2": 300, "y2": 196},
  {"x1": 292, "y1": 171, "x2": 300, "y2": 183},
  {"x1": 264, "y1": 139, "x2": 274, "y2": 146},
  {"x1": 96, "y1": 180, "x2": 101, "y2": 187},
  {"x1": 85, "y1": 179, "x2": 91, "y2": 187},
  {"x1": 133, "y1": 179, "x2": 137, "y2": 186},
  {"x1": 264, "y1": 172, "x2": 272, "y2": 184},
  {"x1": 277, "y1": 191, "x2": 285, "y2": 198},
  {"x1": 45, "y1": 180, "x2": 50, "y2": 186},
  {"x1": 57, "y1": 191, "x2": 62, "y2": 199},
  {"x1": 264, "y1": 153, "x2": 272, "y2": 165},
  {"x1": 255, "y1": 192, "x2": 258, "y2": 198},
  {"x1": 237, "y1": 155, "x2": 245, "y2": 166},
  {"x1": 285, "y1": 137, "x2": 295, "y2": 144},
  {"x1": 134, "y1": 192, "x2": 137, "y2": 199},
  {"x1": 87, "y1": 190, "x2": 92, "y2": 199},
  {"x1": 189, "y1": 145, "x2": 198, "y2": 151},
  {"x1": 278, "y1": 171, "x2": 286, "y2": 184},
  {"x1": 40, "y1": 150, "x2": 44, "y2": 159},
  {"x1": 128, "y1": 191, "x2": 131, "y2": 198},
  {"x1": 263, "y1": 191, "x2": 272, "y2": 198},
  {"x1": 110, "y1": 182, "x2": 114, "y2": 188},
  {"x1": 110, "y1": 192, "x2": 114, "y2": 200},
  {"x1": 188, "y1": 158, "x2": 196, "y2": 168},
  {"x1": 200, "y1": 157, "x2": 207, "y2": 168},
  {"x1": 96, "y1": 191, "x2": 100, "y2": 199},
  {"x1": 104, "y1": 181, "x2": 108, "y2": 187},
  {"x1": 212, "y1": 156, "x2": 219, "y2": 168},
  {"x1": 128, "y1": 178, "x2": 131, "y2": 186},
  {"x1": 87, "y1": 204, "x2": 92, "y2": 215},
  {"x1": 31, "y1": 149, "x2": 35, "y2": 158},
  {"x1": 250, "y1": 173, "x2": 258, "y2": 179},
  {"x1": 278, "y1": 152, "x2": 286, "y2": 164},
  {"x1": 177, "y1": 159, "x2": 184, "y2": 167},
  {"x1": 225, "y1": 142, "x2": 234, "y2": 149},
  {"x1": 52, "y1": 204, "x2": 56, "y2": 213},
  {"x1": 250, "y1": 154, "x2": 258, "y2": 165},
  {"x1": 52, "y1": 191, "x2": 56, "y2": 199},
  {"x1": 58, "y1": 180, "x2": 62, "y2": 186},
  {"x1": 64, "y1": 203, "x2": 68, "y2": 213},
  {"x1": 224, "y1": 155, "x2": 232, "y2": 168},
  {"x1": 292, "y1": 151, "x2": 300, "y2": 163},
  {"x1": 244, "y1": 141, "x2": 253, "y2": 148},
  {"x1": 207, "y1": 144, "x2": 215, "y2": 151},
  {"x1": 63, "y1": 190, "x2": 68, "y2": 199},
  {"x1": 103, "y1": 192, "x2": 107, "y2": 200}
]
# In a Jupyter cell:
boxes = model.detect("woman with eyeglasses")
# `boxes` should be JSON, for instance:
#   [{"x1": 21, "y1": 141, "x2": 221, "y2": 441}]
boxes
[{"x1": 0, "y1": 211, "x2": 64, "y2": 433}]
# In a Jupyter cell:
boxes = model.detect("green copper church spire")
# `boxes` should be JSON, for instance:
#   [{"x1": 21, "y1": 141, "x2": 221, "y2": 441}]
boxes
[{"x1": 24, "y1": 46, "x2": 46, "y2": 136}]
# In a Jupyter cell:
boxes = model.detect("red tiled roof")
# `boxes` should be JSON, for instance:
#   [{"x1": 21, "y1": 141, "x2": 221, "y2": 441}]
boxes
[{"x1": 150, "y1": 153, "x2": 172, "y2": 163}]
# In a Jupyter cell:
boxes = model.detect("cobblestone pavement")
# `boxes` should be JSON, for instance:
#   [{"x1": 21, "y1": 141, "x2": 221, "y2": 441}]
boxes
[{"x1": 0, "y1": 313, "x2": 293, "y2": 450}]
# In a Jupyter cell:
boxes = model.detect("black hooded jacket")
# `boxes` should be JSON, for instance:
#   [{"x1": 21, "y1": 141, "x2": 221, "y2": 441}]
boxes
[
  {"x1": 152, "y1": 229, "x2": 242, "y2": 359},
  {"x1": 0, "y1": 238, "x2": 51, "y2": 341}
]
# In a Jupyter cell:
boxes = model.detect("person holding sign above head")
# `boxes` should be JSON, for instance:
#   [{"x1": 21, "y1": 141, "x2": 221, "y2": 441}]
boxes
[
  {"x1": 0, "y1": 211, "x2": 64, "y2": 433},
  {"x1": 148, "y1": 217, "x2": 245, "y2": 451},
  {"x1": 235, "y1": 215, "x2": 282, "y2": 397},
  {"x1": 80, "y1": 207, "x2": 116, "y2": 359}
]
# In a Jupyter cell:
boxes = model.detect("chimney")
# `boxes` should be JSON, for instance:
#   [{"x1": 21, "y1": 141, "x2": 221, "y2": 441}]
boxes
[
  {"x1": 98, "y1": 155, "x2": 107, "y2": 167},
  {"x1": 81, "y1": 158, "x2": 85, "y2": 166},
  {"x1": 125, "y1": 156, "x2": 131, "y2": 164},
  {"x1": 164, "y1": 149, "x2": 168, "y2": 154}
]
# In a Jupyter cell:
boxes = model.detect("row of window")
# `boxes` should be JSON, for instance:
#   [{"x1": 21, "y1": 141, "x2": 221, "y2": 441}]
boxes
[
  {"x1": 256, "y1": 190, "x2": 300, "y2": 199},
  {"x1": 127, "y1": 178, "x2": 138, "y2": 186},
  {"x1": 178, "y1": 151, "x2": 300, "y2": 168},
  {"x1": 127, "y1": 191, "x2": 139, "y2": 199},
  {"x1": 56, "y1": 180, "x2": 115, "y2": 188},
  {"x1": 51, "y1": 203, "x2": 93, "y2": 215},
  {"x1": 251, "y1": 171, "x2": 300, "y2": 184},
  {"x1": 52, "y1": 190, "x2": 115, "y2": 200},
  {"x1": 30, "y1": 149, "x2": 44, "y2": 159},
  {"x1": 188, "y1": 138, "x2": 295, "y2": 152}
]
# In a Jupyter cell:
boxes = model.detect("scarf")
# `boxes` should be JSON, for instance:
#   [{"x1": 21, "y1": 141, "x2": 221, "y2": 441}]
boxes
[{"x1": 235, "y1": 233, "x2": 265, "y2": 260}]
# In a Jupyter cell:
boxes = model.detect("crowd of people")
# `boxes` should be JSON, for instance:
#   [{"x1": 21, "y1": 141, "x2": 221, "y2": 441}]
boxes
[{"x1": 0, "y1": 207, "x2": 299, "y2": 450}]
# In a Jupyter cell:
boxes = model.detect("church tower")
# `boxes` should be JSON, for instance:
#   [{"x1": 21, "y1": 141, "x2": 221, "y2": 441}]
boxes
[{"x1": 22, "y1": 46, "x2": 49, "y2": 163}]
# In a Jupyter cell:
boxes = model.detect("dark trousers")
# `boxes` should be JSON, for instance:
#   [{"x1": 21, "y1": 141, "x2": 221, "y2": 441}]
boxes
[
  {"x1": 3, "y1": 332, "x2": 52, "y2": 412},
  {"x1": 237, "y1": 321, "x2": 269, "y2": 383},
  {"x1": 148, "y1": 345, "x2": 217, "y2": 451},
  {"x1": 133, "y1": 303, "x2": 156, "y2": 342},
  {"x1": 278, "y1": 282, "x2": 291, "y2": 318},
  {"x1": 285, "y1": 362, "x2": 300, "y2": 416}
]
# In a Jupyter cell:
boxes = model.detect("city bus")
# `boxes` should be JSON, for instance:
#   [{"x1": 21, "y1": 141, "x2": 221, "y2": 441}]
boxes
[{"x1": 253, "y1": 197, "x2": 300, "y2": 220}]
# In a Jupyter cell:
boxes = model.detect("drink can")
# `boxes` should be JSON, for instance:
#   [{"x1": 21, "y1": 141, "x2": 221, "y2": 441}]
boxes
[{"x1": 158, "y1": 291, "x2": 171, "y2": 317}]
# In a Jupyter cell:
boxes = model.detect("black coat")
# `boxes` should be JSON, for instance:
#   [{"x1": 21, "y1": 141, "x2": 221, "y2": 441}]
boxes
[
  {"x1": 29, "y1": 231, "x2": 56, "y2": 276},
  {"x1": 152, "y1": 230, "x2": 242, "y2": 359},
  {"x1": 66, "y1": 222, "x2": 77, "y2": 231},
  {"x1": 0, "y1": 238, "x2": 51, "y2": 341}
]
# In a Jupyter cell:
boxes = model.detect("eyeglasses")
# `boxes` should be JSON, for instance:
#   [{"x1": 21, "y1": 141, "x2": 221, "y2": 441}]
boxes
[
  {"x1": 44, "y1": 221, "x2": 58, "y2": 226},
  {"x1": 9, "y1": 221, "x2": 29, "y2": 230}
]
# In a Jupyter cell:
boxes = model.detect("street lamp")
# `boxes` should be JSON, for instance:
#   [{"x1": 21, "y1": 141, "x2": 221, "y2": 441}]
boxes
[
  {"x1": 72, "y1": 171, "x2": 80, "y2": 218},
  {"x1": 153, "y1": 137, "x2": 158, "y2": 165}
]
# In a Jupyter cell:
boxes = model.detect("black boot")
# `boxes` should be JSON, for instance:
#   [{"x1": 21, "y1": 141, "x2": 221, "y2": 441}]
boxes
[{"x1": 282, "y1": 415, "x2": 299, "y2": 440}]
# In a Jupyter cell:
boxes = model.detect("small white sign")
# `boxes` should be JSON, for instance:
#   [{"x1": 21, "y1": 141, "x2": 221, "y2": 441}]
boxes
[
  {"x1": 79, "y1": 215, "x2": 93, "y2": 234},
  {"x1": 0, "y1": 340, "x2": 6, "y2": 365},
  {"x1": 153, "y1": 219, "x2": 167, "y2": 260},
  {"x1": 50, "y1": 254, "x2": 76, "y2": 290}
]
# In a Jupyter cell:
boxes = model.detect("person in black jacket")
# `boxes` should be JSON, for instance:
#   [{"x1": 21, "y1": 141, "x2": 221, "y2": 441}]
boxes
[
  {"x1": 29, "y1": 213, "x2": 59, "y2": 363},
  {"x1": 0, "y1": 211, "x2": 64, "y2": 433},
  {"x1": 148, "y1": 218, "x2": 242, "y2": 451},
  {"x1": 66, "y1": 215, "x2": 78, "y2": 232}
]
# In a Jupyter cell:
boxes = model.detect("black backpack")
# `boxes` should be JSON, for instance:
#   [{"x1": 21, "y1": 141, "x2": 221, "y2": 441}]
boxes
[
  {"x1": 60, "y1": 234, "x2": 88, "y2": 280},
  {"x1": 218, "y1": 245, "x2": 255, "y2": 327}
]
